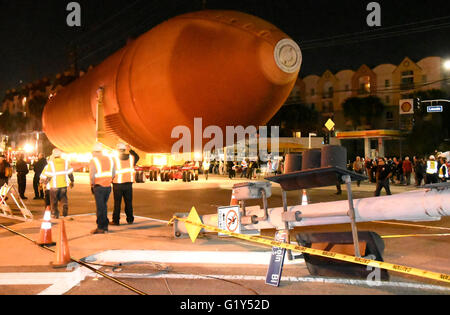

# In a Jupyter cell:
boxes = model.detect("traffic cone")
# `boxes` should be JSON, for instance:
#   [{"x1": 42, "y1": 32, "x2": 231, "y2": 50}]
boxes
[
  {"x1": 230, "y1": 189, "x2": 239, "y2": 206},
  {"x1": 51, "y1": 219, "x2": 71, "y2": 268},
  {"x1": 301, "y1": 189, "x2": 309, "y2": 206},
  {"x1": 37, "y1": 206, "x2": 55, "y2": 246}
]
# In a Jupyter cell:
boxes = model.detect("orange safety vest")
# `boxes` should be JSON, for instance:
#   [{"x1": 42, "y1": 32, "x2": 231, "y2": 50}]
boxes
[
  {"x1": 92, "y1": 155, "x2": 114, "y2": 187},
  {"x1": 113, "y1": 155, "x2": 135, "y2": 184}
]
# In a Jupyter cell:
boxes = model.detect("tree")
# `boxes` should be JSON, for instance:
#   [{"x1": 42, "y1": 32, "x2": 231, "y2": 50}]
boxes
[
  {"x1": 268, "y1": 103, "x2": 319, "y2": 137},
  {"x1": 342, "y1": 96, "x2": 385, "y2": 130}
]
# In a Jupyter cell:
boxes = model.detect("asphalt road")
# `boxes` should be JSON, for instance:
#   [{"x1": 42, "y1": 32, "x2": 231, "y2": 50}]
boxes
[{"x1": 1, "y1": 173, "x2": 449, "y2": 297}]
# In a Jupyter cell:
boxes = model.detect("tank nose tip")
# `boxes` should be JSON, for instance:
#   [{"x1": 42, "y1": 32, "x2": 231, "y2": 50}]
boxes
[{"x1": 274, "y1": 38, "x2": 302, "y2": 74}]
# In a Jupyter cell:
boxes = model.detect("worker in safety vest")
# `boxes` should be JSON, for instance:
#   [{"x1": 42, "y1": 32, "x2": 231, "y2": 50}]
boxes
[
  {"x1": 39, "y1": 155, "x2": 53, "y2": 208},
  {"x1": 89, "y1": 143, "x2": 115, "y2": 234},
  {"x1": 40, "y1": 149, "x2": 74, "y2": 218},
  {"x1": 439, "y1": 156, "x2": 449, "y2": 182},
  {"x1": 426, "y1": 155, "x2": 439, "y2": 184},
  {"x1": 110, "y1": 143, "x2": 138, "y2": 226}
]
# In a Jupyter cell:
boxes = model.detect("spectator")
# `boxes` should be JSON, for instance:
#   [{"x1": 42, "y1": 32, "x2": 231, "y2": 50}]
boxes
[
  {"x1": 402, "y1": 156, "x2": 413, "y2": 186},
  {"x1": 413, "y1": 156, "x2": 425, "y2": 187},
  {"x1": 16, "y1": 154, "x2": 29, "y2": 199},
  {"x1": 353, "y1": 156, "x2": 364, "y2": 187},
  {"x1": 0, "y1": 155, "x2": 12, "y2": 187},
  {"x1": 375, "y1": 157, "x2": 392, "y2": 196}
]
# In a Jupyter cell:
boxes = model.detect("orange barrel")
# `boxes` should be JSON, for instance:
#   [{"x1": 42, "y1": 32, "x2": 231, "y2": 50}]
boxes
[{"x1": 43, "y1": 10, "x2": 302, "y2": 153}]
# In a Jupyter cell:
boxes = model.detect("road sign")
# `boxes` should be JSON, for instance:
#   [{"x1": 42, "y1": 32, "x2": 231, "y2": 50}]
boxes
[
  {"x1": 218, "y1": 206, "x2": 241, "y2": 236},
  {"x1": 325, "y1": 119, "x2": 335, "y2": 131},
  {"x1": 427, "y1": 106, "x2": 443, "y2": 113},
  {"x1": 265, "y1": 230, "x2": 288, "y2": 287}
]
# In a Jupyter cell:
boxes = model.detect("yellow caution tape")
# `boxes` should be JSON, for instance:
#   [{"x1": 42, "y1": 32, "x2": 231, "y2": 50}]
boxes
[{"x1": 169, "y1": 214, "x2": 450, "y2": 284}]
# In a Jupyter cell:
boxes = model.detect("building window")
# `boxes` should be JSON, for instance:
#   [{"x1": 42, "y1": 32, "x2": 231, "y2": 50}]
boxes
[
  {"x1": 386, "y1": 111, "x2": 394, "y2": 121},
  {"x1": 358, "y1": 76, "x2": 371, "y2": 94},
  {"x1": 323, "y1": 82, "x2": 333, "y2": 99},
  {"x1": 385, "y1": 80, "x2": 390, "y2": 88},
  {"x1": 328, "y1": 101, "x2": 334, "y2": 112},
  {"x1": 401, "y1": 70, "x2": 414, "y2": 90}
]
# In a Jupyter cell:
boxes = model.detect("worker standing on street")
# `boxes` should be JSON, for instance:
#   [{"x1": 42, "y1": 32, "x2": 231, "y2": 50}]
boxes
[
  {"x1": 40, "y1": 149, "x2": 74, "y2": 218},
  {"x1": 90, "y1": 143, "x2": 115, "y2": 234},
  {"x1": 111, "y1": 143, "x2": 138, "y2": 226},
  {"x1": 426, "y1": 155, "x2": 438, "y2": 184},
  {"x1": 33, "y1": 153, "x2": 47, "y2": 200},
  {"x1": 16, "y1": 154, "x2": 29, "y2": 200},
  {"x1": 439, "y1": 156, "x2": 449, "y2": 182}
]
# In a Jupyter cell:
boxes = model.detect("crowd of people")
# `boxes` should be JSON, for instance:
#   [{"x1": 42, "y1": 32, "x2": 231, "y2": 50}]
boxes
[
  {"x1": 351, "y1": 153, "x2": 449, "y2": 196},
  {"x1": 202, "y1": 158, "x2": 284, "y2": 180}
]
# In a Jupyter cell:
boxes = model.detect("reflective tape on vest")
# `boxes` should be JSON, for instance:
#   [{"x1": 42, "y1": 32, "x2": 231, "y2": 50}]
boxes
[
  {"x1": 93, "y1": 157, "x2": 114, "y2": 178},
  {"x1": 113, "y1": 155, "x2": 135, "y2": 184}
]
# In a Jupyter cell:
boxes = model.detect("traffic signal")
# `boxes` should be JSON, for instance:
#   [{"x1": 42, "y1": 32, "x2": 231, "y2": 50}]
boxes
[{"x1": 323, "y1": 134, "x2": 330, "y2": 145}]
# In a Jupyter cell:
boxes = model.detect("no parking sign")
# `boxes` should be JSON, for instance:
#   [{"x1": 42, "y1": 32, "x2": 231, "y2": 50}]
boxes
[{"x1": 218, "y1": 206, "x2": 241, "y2": 237}]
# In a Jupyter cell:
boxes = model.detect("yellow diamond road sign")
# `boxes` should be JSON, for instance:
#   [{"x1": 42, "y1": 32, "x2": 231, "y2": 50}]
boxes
[
  {"x1": 186, "y1": 207, "x2": 203, "y2": 243},
  {"x1": 325, "y1": 119, "x2": 335, "y2": 131}
]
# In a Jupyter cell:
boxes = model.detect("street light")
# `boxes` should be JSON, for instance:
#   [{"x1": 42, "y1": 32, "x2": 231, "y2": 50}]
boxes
[
  {"x1": 444, "y1": 60, "x2": 450, "y2": 71},
  {"x1": 308, "y1": 133, "x2": 317, "y2": 149}
]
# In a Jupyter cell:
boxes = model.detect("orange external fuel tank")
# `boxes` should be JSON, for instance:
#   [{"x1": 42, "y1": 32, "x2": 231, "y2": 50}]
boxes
[{"x1": 42, "y1": 10, "x2": 302, "y2": 153}]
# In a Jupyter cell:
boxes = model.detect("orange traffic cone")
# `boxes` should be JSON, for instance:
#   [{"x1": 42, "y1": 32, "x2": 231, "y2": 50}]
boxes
[
  {"x1": 37, "y1": 206, "x2": 55, "y2": 246},
  {"x1": 301, "y1": 189, "x2": 309, "y2": 206},
  {"x1": 230, "y1": 189, "x2": 239, "y2": 206},
  {"x1": 51, "y1": 219, "x2": 71, "y2": 268}
]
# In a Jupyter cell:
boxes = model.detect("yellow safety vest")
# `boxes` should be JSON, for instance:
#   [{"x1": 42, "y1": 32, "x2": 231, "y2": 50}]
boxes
[
  {"x1": 113, "y1": 155, "x2": 135, "y2": 184},
  {"x1": 426, "y1": 161, "x2": 438, "y2": 174},
  {"x1": 42, "y1": 158, "x2": 73, "y2": 189}
]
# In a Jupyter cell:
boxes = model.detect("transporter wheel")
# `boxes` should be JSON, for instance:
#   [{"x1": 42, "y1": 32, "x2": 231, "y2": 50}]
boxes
[{"x1": 182, "y1": 171, "x2": 186, "y2": 182}]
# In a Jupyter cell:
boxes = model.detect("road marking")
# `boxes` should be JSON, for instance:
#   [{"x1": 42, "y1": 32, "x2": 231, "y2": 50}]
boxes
[
  {"x1": 99, "y1": 272, "x2": 450, "y2": 292},
  {"x1": 86, "y1": 250, "x2": 305, "y2": 266}
]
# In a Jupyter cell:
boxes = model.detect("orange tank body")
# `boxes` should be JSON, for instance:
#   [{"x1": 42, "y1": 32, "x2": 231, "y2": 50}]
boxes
[{"x1": 42, "y1": 10, "x2": 302, "y2": 153}]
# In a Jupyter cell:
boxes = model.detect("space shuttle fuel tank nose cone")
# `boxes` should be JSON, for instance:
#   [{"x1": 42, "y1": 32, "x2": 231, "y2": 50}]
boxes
[{"x1": 274, "y1": 38, "x2": 302, "y2": 74}]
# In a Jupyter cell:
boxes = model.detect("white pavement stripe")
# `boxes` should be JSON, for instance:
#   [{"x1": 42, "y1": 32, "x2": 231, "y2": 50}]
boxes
[
  {"x1": 99, "y1": 272, "x2": 450, "y2": 292},
  {"x1": 87, "y1": 250, "x2": 305, "y2": 266}
]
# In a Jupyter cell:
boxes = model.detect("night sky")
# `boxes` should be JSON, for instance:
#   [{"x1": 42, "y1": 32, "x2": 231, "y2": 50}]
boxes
[{"x1": 1, "y1": 0, "x2": 450, "y2": 98}]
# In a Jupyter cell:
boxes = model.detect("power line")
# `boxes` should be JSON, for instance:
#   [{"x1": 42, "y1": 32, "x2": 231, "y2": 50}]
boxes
[
  {"x1": 299, "y1": 14, "x2": 450, "y2": 45},
  {"x1": 300, "y1": 21, "x2": 450, "y2": 50}
]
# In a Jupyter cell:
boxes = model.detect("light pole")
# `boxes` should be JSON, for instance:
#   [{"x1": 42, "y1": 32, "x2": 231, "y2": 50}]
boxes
[{"x1": 308, "y1": 133, "x2": 317, "y2": 149}]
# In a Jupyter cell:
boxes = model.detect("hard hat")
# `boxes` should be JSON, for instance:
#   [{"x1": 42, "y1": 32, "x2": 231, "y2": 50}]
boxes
[
  {"x1": 429, "y1": 155, "x2": 435, "y2": 160},
  {"x1": 117, "y1": 143, "x2": 127, "y2": 150},
  {"x1": 93, "y1": 142, "x2": 103, "y2": 152},
  {"x1": 52, "y1": 149, "x2": 62, "y2": 157}
]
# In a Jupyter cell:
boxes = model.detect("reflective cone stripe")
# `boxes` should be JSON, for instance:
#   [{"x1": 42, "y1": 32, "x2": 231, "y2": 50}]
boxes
[
  {"x1": 230, "y1": 189, "x2": 239, "y2": 206},
  {"x1": 37, "y1": 207, "x2": 53, "y2": 246},
  {"x1": 301, "y1": 189, "x2": 308, "y2": 206},
  {"x1": 52, "y1": 219, "x2": 71, "y2": 268}
]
